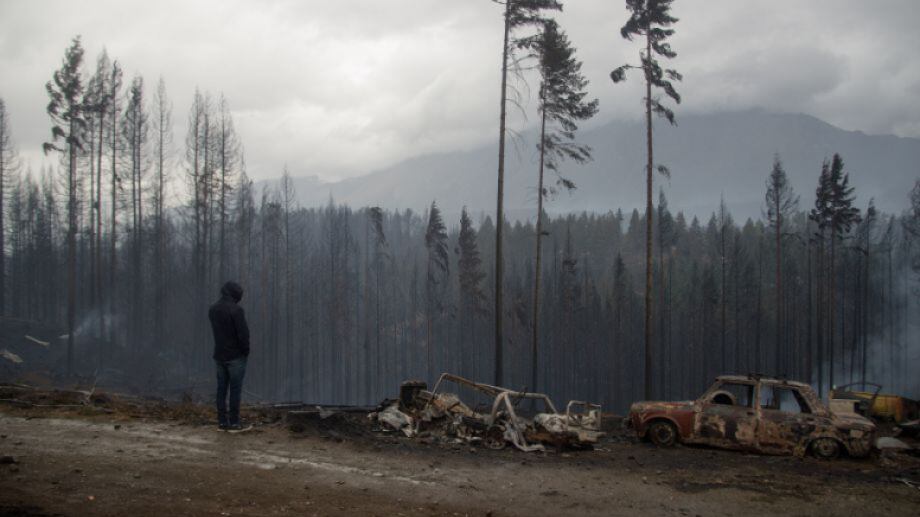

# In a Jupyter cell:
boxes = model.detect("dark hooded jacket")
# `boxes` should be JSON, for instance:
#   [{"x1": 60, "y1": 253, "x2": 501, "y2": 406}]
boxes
[{"x1": 209, "y1": 281, "x2": 250, "y2": 362}]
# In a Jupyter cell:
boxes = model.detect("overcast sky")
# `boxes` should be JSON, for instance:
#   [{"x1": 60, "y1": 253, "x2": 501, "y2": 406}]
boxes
[{"x1": 1, "y1": 0, "x2": 918, "y2": 182}]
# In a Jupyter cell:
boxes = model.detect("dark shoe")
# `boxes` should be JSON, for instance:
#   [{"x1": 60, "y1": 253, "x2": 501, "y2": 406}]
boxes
[
  {"x1": 218, "y1": 423, "x2": 230, "y2": 432},
  {"x1": 227, "y1": 422, "x2": 253, "y2": 433}
]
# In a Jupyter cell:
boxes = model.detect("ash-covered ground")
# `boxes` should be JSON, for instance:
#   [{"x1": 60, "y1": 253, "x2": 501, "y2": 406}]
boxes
[{"x1": 1, "y1": 384, "x2": 919, "y2": 517}]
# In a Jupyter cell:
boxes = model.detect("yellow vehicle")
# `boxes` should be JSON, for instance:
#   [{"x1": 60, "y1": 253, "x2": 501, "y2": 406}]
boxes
[{"x1": 830, "y1": 382, "x2": 919, "y2": 423}]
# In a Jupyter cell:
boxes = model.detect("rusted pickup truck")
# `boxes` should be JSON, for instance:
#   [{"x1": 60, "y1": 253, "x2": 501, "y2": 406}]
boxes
[{"x1": 629, "y1": 375, "x2": 876, "y2": 459}]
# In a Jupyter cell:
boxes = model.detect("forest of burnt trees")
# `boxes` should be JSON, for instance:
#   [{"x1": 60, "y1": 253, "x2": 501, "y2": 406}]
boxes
[{"x1": 1, "y1": 24, "x2": 919, "y2": 414}]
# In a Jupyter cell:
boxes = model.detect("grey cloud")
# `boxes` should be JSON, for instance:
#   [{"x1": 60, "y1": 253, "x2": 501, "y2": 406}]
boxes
[
  {"x1": 686, "y1": 46, "x2": 848, "y2": 113},
  {"x1": 0, "y1": 0, "x2": 917, "y2": 183}
]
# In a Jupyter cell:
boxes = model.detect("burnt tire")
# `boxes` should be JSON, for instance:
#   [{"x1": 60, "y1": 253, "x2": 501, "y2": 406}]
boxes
[
  {"x1": 647, "y1": 420, "x2": 678, "y2": 447},
  {"x1": 810, "y1": 438, "x2": 841, "y2": 460}
]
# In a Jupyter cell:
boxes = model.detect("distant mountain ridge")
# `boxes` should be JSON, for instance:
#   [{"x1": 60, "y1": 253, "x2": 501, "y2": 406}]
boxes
[{"x1": 258, "y1": 109, "x2": 920, "y2": 223}]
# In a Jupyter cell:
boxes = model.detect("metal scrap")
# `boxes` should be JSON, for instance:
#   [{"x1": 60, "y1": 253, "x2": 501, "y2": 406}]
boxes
[
  {"x1": 377, "y1": 405, "x2": 416, "y2": 437},
  {"x1": 371, "y1": 373, "x2": 604, "y2": 452}
]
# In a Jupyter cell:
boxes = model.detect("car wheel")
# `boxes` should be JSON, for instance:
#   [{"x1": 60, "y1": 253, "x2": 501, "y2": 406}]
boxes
[
  {"x1": 647, "y1": 420, "x2": 678, "y2": 447},
  {"x1": 810, "y1": 438, "x2": 841, "y2": 460}
]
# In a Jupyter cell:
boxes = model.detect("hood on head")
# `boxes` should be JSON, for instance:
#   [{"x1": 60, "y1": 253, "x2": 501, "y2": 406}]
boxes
[{"x1": 220, "y1": 281, "x2": 243, "y2": 302}]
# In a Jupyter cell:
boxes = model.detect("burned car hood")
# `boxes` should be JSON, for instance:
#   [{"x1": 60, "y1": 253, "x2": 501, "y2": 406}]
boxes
[
  {"x1": 831, "y1": 411, "x2": 876, "y2": 431},
  {"x1": 630, "y1": 401, "x2": 694, "y2": 414}
]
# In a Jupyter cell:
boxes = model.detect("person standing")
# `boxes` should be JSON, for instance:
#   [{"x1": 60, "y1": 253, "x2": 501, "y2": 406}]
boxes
[{"x1": 209, "y1": 281, "x2": 251, "y2": 432}]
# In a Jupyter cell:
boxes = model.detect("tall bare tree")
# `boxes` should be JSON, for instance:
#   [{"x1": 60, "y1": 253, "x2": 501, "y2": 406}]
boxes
[{"x1": 610, "y1": 0, "x2": 682, "y2": 398}]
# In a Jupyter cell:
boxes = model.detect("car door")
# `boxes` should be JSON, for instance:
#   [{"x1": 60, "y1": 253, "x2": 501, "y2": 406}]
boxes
[
  {"x1": 757, "y1": 384, "x2": 820, "y2": 454},
  {"x1": 693, "y1": 381, "x2": 759, "y2": 450}
]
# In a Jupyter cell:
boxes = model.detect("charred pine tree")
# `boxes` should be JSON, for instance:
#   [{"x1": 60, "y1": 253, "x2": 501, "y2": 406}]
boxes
[
  {"x1": 764, "y1": 155, "x2": 798, "y2": 376},
  {"x1": 560, "y1": 224, "x2": 578, "y2": 394},
  {"x1": 492, "y1": 0, "x2": 562, "y2": 386},
  {"x1": 368, "y1": 207, "x2": 388, "y2": 396},
  {"x1": 656, "y1": 190, "x2": 675, "y2": 394},
  {"x1": 810, "y1": 154, "x2": 860, "y2": 392},
  {"x1": 611, "y1": 253, "x2": 628, "y2": 404},
  {"x1": 457, "y1": 207, "x2": 487, "y2": 379},
  {"x1": 610, "y1": 0, "x2": 682, "y2": 399},
  {"x1": 106, "y1": 60, "x2": 123, "y2": 348},
  {"x1": 185, "y1": 90, "x2": 215, "y2": 371},
  {"x1": 121, "y1": 75, "x2": 148, "y2": 353},
  {"x1": 856, "y1": 201, "x2": 876, "y2": 384},
  {"x1": 236, "y1": 168, "x2": 255, "y2": 289},
  {"x1": 280, "y1": 169, "x2": 296, "y2": 400},
  {"x1": 83, "y1": 59, "x2": 101, "y2": 322},
  {"x1": 151, "y1": 77, "x2": 173, "y2": 350},
  {"x1": 216, "y1": 95, "x2": 239, "y2": 282},
  {"x1": 424, "y1": 201, "x2": 449, "y2": 382},
  {"x1": 86, "y1": 50, "x2": 113, "y2": 341},
  {"x1": 44, "y1": 36, "x2": 87, "y2": 375},
  {"x1": 6, "y1": 170, "x2": 26, "y2": 318},
  {"x1": 521, "y1": 19, "x2": 598, "y2": 394},
  {"x1": 0, "y1": 98, "x2": 22, "y2": 316},
  {"x1": 717, "y1": 196, "x2": 731, "y2": 373}
]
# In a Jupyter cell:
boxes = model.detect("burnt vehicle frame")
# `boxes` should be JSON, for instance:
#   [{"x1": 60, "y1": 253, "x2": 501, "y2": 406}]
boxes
[
  {"x1": 629, "y1": 375, "x2": 876, "y2": 459},
  {"x1": 382, "y1": 373, "x2": 604, "y2": 452}
]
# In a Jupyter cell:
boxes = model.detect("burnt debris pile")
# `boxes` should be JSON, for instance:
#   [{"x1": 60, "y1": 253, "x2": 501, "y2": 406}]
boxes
[{"x1": 370, "y1": 373, "x2": 605, "y2": 452}]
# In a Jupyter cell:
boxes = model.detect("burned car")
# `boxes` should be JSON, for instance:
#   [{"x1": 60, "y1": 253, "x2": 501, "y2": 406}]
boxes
[
  {"x1": 629, "y1": 375, "x2": 876, "y2": 459},
  {"x1": 372, "y1": 373, "x2": 604, "y2": 452}
]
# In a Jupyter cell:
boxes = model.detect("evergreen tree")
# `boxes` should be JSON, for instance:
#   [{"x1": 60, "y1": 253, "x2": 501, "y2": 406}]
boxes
[
  {"x1": 368, "y1": 206, "x2": 388, "y2": 394},
  {"x1": 610, "y1": 0, "x2": 682, "y2": 398},
  {"x1": 424, "y1": 201, "x2": 449, "y2": 381},
  {"x1": 764, "y1": 155, "x2": 798, "y2": 374},
  {"x1": 457, "y1": 207, "x2": 487, "y2": 378},
  {"x1": 525, "y1": 18, "x2": 598, "y2": 394},
  {"x1": 809, "y1": 154, "x2": 860, "y2": 391}
]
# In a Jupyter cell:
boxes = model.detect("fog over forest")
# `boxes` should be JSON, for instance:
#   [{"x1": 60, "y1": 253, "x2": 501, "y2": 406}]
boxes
[{"x1": 1, "y1": 0, "x2": 919, "y2": 415}]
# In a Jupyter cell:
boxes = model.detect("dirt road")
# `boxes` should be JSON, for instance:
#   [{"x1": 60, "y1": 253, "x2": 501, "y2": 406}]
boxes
[{"x1": 1, "y1": 409, "x2": 919, "y2": 516}]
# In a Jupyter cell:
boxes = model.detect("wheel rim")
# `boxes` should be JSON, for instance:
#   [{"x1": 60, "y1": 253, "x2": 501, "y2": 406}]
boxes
[
  {"x1": 813, "y1": 439, "x2": 839, "y2": 458},
  {"x1": 652, "y1": 424, "x2": 674, "y2": 445}
]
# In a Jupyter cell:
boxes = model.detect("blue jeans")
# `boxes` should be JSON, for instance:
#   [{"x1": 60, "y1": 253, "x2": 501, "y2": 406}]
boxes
[{"x1": 215, "y1": 357, "x2": 247, "y2": 426}]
